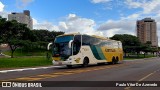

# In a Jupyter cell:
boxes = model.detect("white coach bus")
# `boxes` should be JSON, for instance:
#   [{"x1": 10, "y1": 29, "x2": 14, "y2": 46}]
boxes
[{"x1": 48, "y1": 33, "x2": 123, "y2": 68}]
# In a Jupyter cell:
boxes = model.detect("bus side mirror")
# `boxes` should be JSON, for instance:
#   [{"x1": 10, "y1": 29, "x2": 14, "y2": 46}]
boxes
[
  {"x1": 47, "y1": 42, "x2": 53, "y2": 50},
  {"x1": 69, "y1": 40, "x2": 73, "y2": 48}
]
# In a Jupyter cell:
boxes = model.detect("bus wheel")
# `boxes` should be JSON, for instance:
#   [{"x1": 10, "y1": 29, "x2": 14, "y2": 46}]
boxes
[
  {"x1": 110, "y1": 57, "x2": 116, "y2": 64},
  {"x1": 115, "y1": 57, "x2": 119, "y2": 64},
  {"x1": 67, "y1": 65, "x2": 72, "y2": 68},
  {"x1": 113, "y1": 57, "x2": 117, "y2": 64},
  {"x1": 82, "y1": 57, "x2": 89, "y2": 67}
]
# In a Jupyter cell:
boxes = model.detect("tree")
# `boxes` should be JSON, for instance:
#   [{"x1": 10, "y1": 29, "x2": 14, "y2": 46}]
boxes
[
  {"x1": 31, "y1": 29, "x2": 64, "y2": 50},
  {"x1": 32, "y1": 29, "x2": 64, "y2": 42},
  {"x1": 110, "y1": 34, "x2": 141, "y2": 57},
  {"x1": 141, "y1": 41, "x2": 158, "y2": 57},
  {"x1": 0, "y1": 16, "x2": 65, "y2": 58},
  {"x1": 0, "y1": 17, "x2": 35, "y2": 58},
  {"x1": 0, "y1": 16, "x2": 6, "y2": 41}
]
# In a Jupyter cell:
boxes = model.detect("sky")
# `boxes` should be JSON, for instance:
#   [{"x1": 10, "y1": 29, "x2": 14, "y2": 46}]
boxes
[{"x1": 0, "y1": 0, "x2": 160, "y2": 46}]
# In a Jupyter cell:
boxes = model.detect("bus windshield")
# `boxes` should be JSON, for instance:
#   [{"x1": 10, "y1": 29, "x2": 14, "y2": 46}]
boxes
[
  {"x1": 53, "y1": 35, "x2": 74, "y2": 59},
  {"x1": 55, "y1": 35, "x2": 74, "y2": 43}
]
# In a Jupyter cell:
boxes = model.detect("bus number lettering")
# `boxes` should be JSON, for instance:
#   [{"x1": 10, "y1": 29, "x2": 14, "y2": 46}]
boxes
[{"x1": 105, "y1": 49, "x2": 116, "y2": 52}]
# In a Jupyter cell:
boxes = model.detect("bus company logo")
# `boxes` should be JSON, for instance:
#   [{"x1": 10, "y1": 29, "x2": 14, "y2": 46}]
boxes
[
  {"x1": 2, "y1": 82, "x2": 11, "y2": 87},
  {"x1": 105, "y1": 49, "x2": 116, "y2": 52},
  {"x1": 83, "y1": 48, "x2": 89, "y2": 51},
  {"x1": 75, "y1": 58, "x2": 81, "y2": 63}
]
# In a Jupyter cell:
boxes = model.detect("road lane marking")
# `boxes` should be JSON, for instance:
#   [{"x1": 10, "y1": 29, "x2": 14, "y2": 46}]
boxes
[
  {"x1": 0, "y1": 63, "x2": 143, "y2": 81},
  {"x1": 0, "y1": 59, "x2": 157, "y2": 82},
  {"x1": 37, "y1": 74, "x2": 60, "y2": 77},
  {"x1": 0, "y1": 64, "x2": 123, "y2": 81},
  {"x1": 138, "y1": 68, "x2": 160, "y2": 82},
  {"x1": 65, "y1": 71, "x2": 76, "y2": 73},
  {"x1": 15, "y1": 77, "x2": 43, "y2": 81},
  {"x1": 124, "y1": 68, "x2": 160, "y2": 90},
  {"x1": 124, "y1": 73, "x2": 154, "y2": 90},
  {"x1": 82, "y1": 70, "x2": 92, "y2": 72},
  {"x1": 68, "y1": 70, "x2": 84, "y2": 73},
  {"x1": 53, "y1": 72, "x2": 73, "y2": 74},
  {"x1": 138, "y1": 73, "x2": 154, "y2": 81}
]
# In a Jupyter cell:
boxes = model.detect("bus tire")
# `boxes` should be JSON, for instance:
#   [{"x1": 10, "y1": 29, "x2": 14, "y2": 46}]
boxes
[
  {"x1": 82, "y1": 57, "x2": 89, "y2": 67},
  {"x1": 108, "y1": 57, "x2": 116, "y2": 65},
  {"x1": 112, "y1": 57, "x2": 116, "y2": 64},
  {"x1": 116, "y1": 57, "x2": 119, "y2": 64},
  {"x1": 67, "y1": 65, "x2": 72, "y2": 68}
]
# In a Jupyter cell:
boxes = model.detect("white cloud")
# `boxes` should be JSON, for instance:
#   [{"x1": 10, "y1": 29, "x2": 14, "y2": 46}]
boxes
[
  {"x1": 0, "y1": 12, "x2": 8, "y2": 18},
  {"x1": 121, "y1": 13, "x2": 140, "y2": 20},
  {"x1": 0, "y1": 1, "x2": 8, "y2": 19},
  {"x1": 33, "y1": 18, "x2": 59, "y2": 31},
  {"x1": 33, "y1": 13, "x2": 160, "y2": 46},
  {"x1": 59, "y1": 22, "x2": 68, "y2": 30},
  {"x1": 32, "y1": 14, "x2": 103, "y2": 36},
  {"x1": 102, "y1": 28, "x2": 122, "y2": 37},
  {"x1": 124, "y1": 0, "x2": 160, "y2": 46},
  {"x1": 91, "y1": 0, "x2": 124, "y2": 10},
  {"x1": 57, "y1": 14, "x2": 103, "y2": 35},
  {"x1": 125, "y1": 0, "x2": 160, "y2": 14},
  {"x1": 0, "y1": 0, "x2": 159, "y2": 46},
  {"x1": 125, "y1": 0, "x2": 144, "y2": 8},
  {"x1": 97, "y1": 13, "x2": 160, "y2": 46},
  {"x1": 0, "y1": 1, "x2": 4, "y2": 12},
  {"x1": 152, "y1": 15, "x2": 160, "y2": 47},
  {"x1": 16, "y1": 0, "x2": 34, "y2": 8},
  {"x1": 92, "y1": 0, "x2": 160, "y2": 46},
  {"x1": 91, "y1": 0, "x2": 112, "y2": 3},
  {"x1": 97, "y1": 20, "x2": 136, "y2": 40}
]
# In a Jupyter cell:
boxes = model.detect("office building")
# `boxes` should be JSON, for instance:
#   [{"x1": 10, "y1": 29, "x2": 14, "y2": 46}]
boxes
[
  {"x1": 136, "y1": 18, "x2": 158, "y2": 47},
  {"x1": 8, "y1": 10, "x2": 33, "y2": 30}
]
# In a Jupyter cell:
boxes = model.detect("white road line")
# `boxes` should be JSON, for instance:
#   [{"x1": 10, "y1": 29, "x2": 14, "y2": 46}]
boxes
[{"x1": 0, "y1": 66, "x2": 64, "y2": 73}]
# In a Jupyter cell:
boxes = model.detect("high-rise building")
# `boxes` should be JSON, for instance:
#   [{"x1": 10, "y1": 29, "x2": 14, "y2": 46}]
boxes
[
  {"x1": 8, "y1": 10, "x2": 33, "y2": 30},
  {"x1": 136, "y1": 18, "x2": 158, "y2": 47}
]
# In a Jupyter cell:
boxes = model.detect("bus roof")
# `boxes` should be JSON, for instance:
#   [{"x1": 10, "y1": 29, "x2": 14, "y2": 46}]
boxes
[
  {"x1": 57, "y1": 33, "x2": 80, "y2": 37},
  {"x1": 57, "y1": 33, "x2": 108, "y2": 39},
  {"x1": 91, "y1": 35, "x2": 109, "y2": 40},
  {"x1": 56, "y1": 33, "x2": 121, "y2": 42}
]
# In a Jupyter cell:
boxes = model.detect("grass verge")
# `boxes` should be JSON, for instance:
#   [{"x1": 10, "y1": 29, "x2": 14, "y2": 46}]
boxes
[
  {"x1": 3, "y1": 48, "x2": 49, "y2": 57},
  {"x1": 124, "y1": 54, "x2": 156, "y2": 60},
  {"x1": 0, "y1": 57, "x2": 52, "y2": 69}
]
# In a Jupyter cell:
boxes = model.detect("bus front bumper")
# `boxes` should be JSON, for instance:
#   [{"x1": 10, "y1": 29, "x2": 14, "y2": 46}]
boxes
[{"x1": 52, "y1": 60, "x2": 72, "y2": 66}]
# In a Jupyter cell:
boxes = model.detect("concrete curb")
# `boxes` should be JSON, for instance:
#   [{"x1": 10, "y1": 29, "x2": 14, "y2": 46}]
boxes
[{"x1": 0, "y1": 66, "x2": 63, "y2": 73}]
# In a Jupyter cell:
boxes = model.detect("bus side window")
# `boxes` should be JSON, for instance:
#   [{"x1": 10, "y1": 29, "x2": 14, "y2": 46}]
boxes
[
  {"x1": 82, "y1": 35, "x2": 90, "y2": 45},
  {"x1": 117, "y1": 42, "x2": 120, "y2": 48},
  {"x1": 73, "y1": 35, "x2": 81, "y2": 55}
]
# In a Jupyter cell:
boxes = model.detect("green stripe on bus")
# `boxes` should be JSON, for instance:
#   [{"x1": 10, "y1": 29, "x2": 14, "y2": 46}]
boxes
[
  {"x1": 95, "y1": 46, "x2": 106, "y2": 60},
  {"x1": 90, "y1": 46, "x2": 106, "y2": 60},
  {"x1": 90, "y1": 46, "x2": 101, "y2": 60}
]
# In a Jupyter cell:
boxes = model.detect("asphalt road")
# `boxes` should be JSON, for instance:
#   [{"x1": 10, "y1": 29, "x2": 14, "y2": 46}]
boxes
[{"x1": 0, "y1": 57, "x2": 160, "y2": 90}]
